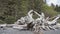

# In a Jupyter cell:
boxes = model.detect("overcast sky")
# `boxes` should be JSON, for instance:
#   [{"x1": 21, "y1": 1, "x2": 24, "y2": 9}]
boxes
[{"x1": 46, "y1": 0, "x2": 60, "y2": 6}]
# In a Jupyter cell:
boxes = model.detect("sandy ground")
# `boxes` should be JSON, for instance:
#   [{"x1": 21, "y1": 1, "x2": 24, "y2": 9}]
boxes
[{"x1": 0, "y1": 28, "x2": 60, "y2": 34}]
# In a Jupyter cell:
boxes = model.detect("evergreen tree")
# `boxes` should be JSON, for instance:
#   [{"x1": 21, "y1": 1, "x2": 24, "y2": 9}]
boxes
[{"x1": 55, "y1": 5, "x2": 60, "y2": 12}]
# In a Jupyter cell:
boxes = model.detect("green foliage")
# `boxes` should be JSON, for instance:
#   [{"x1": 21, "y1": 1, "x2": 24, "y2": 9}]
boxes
[
  {"x1": 55, "y1": 5, "x2": 60, "y2": 12},
  {"x1": 0, "y1": 20, "x2": 5, "y2": 24},
  {"x1": 0, "y1": 0, "x2": 59, "y2": 24},
  {"x1": 42, "y1": 4, "x2": 58, "y2": 17},
  {"x1": 4, "y1": 16, "x2": 16, "y2": 24}
]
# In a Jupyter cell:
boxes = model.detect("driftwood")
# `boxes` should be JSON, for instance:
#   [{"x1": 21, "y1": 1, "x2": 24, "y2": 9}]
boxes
[{"x1": 14, "y1": 10, "x2": 60, "y2": 33}]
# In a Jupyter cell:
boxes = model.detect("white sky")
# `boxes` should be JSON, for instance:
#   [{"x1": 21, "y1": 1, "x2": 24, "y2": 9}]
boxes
[{"x1": 46, "y1": 0, "x2": 60, "y2": 6}]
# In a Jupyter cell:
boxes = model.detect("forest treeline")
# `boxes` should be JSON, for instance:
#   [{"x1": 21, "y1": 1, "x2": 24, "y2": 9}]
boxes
[{"x1": 0, "y1": 0, "x2": 60, "y2": 24}]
